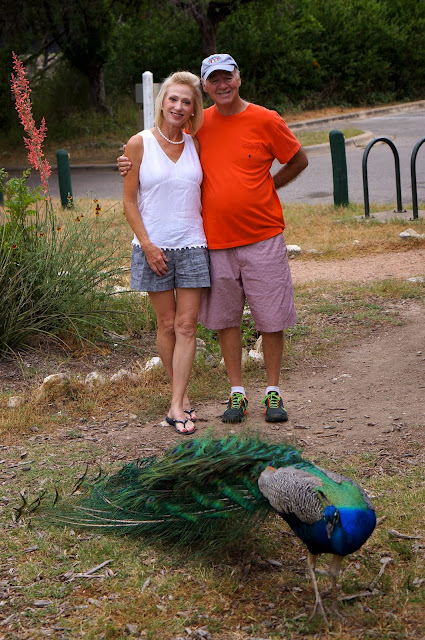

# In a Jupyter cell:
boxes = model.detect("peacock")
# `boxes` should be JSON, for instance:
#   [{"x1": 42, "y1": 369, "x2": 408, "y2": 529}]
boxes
[{"x1": 18, "y1": 433, "x2": 376, "y2": 620}]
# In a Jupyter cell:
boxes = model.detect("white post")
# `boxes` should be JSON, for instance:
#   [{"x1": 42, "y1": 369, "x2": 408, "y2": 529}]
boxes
[{"x1": 142, "y1": 71, "x2": 154, "y2": 130}]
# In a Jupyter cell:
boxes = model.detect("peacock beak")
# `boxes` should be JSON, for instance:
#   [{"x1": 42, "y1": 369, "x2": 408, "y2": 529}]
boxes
[{"x1": 326, "y1": 521, "x2": 333, "y2": 539}]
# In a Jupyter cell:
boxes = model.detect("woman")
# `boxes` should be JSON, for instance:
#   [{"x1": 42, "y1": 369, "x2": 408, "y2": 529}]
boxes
[{"x1": 123, "y1": 71, "x2": 209, "y2": 435}]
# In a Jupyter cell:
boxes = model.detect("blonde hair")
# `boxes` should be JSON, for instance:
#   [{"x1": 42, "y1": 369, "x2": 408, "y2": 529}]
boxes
[{"x1": 154, "y1": 71, "x2": 203, "y2": 135}]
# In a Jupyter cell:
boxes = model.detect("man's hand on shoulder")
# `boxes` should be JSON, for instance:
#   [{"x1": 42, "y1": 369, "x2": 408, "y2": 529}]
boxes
[{"x1": 117, "y1": 143, "x2": 132, "y2": 176}]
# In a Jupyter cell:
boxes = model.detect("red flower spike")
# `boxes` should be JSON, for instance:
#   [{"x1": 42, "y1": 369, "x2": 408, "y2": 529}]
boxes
[{"x1": 10, "y1": 52, "x2": 51, "y2": 193}]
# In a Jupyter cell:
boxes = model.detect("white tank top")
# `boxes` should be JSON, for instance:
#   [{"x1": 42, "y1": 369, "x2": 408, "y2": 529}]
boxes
[{"x1": 133, "y1": 129, "x2": 206, "y2": 250}]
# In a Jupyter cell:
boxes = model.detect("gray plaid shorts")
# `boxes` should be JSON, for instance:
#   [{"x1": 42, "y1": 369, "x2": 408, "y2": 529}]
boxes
[{"x1": 131, "y1": 245, "x2": 210, "y2": 292}]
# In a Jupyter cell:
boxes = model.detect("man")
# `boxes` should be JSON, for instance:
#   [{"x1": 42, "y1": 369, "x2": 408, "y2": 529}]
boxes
[{"x1": 119, "y1": 53, "x2": 308, "y2": 424}]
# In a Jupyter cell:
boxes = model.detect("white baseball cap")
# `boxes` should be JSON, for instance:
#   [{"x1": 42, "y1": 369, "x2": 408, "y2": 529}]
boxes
[{"x1": 201, "y1": 53, "x2": 238, "y2": 80}]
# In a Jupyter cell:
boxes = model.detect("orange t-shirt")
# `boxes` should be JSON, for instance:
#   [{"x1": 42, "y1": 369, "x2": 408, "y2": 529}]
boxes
[{"x1": 197, "y1": 103, "x2": 301, "y2": 249}]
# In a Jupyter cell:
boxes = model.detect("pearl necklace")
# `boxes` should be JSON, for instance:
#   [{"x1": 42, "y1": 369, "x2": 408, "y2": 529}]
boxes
[{"x1": 156, "y1": 125, "x2": 184, "y2": 145}]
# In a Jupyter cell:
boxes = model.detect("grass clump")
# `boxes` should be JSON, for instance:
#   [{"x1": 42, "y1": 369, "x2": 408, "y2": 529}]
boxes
[{"x1": 0, "y1": 170, "x2": 136, "y2": 355}]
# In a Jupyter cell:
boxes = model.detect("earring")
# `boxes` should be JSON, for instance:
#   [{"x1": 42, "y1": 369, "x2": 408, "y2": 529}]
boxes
[{"x1": 191, "y1": 113, "x2": 194, "y2": 116}]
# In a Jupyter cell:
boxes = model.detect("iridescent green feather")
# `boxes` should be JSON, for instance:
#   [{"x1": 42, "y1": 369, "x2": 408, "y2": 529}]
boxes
[{"x1": 37, "y1": 433, "x2": 303, "y2": 548}]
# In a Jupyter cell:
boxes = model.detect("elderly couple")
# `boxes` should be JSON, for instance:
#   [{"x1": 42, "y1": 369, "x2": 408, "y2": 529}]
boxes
[{"x1": 120, "y1": 53, "x2": 308, "y2": 435}]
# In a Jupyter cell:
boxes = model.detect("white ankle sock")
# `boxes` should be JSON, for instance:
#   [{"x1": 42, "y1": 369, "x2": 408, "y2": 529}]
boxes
[
  {"x1": 266, "y1": 386, "x2": 280, "y2": 395},
  {"x1": 231, "y1": 386, "x2": 245, "y2": 396}
]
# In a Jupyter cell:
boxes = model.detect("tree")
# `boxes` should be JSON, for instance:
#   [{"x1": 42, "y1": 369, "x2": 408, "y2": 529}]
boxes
[
  {"x1": 168, "y1": 0, "x2": 256, "y2": 56},
  {"x1": 39, "y1": 0, "x2": 117, "y2": 113}
]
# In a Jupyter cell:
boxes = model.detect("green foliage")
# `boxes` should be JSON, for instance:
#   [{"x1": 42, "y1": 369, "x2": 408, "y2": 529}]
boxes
[
  {"x1": 31, "y1": 60, "x2": 92, "y2": 125},
  {"x1": 0, "y1": 171, "x2": 132, "y2": 355},
  {"x1": 218, "y1": 0, "x2": 324, "y2": 110},
  {"x1": 35, "y1": 0, "x2": 117, "y2": 77},
  {"x1": 2, "y1": 0, "x2": 425, "y2": 140},
  {"x1": 104, "y1": 3, "x2": 201, "y2": 98}
]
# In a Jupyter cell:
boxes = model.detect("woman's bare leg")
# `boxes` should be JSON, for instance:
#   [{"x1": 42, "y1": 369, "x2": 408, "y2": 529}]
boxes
[{"x1": 149, "y1": 288, "x2": 201, "y2": 432}]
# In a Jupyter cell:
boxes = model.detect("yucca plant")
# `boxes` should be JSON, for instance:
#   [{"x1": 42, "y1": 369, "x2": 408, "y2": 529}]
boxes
[{"x1": 0, "y1": 54, "x2": 133, "y2": 356}]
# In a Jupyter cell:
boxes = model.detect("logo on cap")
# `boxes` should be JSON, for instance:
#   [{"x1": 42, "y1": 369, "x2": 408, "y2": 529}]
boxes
[{"x1": 207, "y1": 56, "x2": 221, "y2": 65}]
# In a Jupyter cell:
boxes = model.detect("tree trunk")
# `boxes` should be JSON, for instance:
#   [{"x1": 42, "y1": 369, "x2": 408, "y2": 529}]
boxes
[
  {"x1": 194, "y1": 14, "x2": 218, "y2": 56},
  {"x1": 88, "y1": 66, "x2": 112, "y2": 115}
]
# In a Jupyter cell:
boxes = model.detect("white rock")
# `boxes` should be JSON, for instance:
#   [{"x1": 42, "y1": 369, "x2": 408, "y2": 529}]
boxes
[
  {"x1": 196, "y1": 337, "x2": 207, "y2": 348},
  {"x1": 287, "y1": 244, "x2": 302, "y2": 255},
  {"x1": 42, "y1": 373, "x2": 70, "y2": 386},
  {"x1": 85, "y1": 371, "x2": 107, "y2": 387},
  {"x1": 8, "y1": 395, "x2": 25, "y2": 408},
  {"x1": 110, "y1": 369, "x2": 139, "y2": 383},
  {"x1": 194, "y1": 347, "x2": 217, "y2": 367},
  {"x1": 332, "y1": 373, "x2": 352, "y2": 382},
  {"x1": 254, "y1": 335, "x2": 263, "y2": 353},
  {"x1": 399, "y1": 228, "x2": 425, "y2": 239},
  {"x1": 144, "y1": 356, "x2": 163, "y2": 371},
  {"x1": 248, "y1": 349, "x2": 264, "y2": 362},
  {"x1": 35, "y1": 372, "x2": 71, "y2": 400},
  {"x1": 407, "y1": 276, "x2": 424, "y2": 283}
]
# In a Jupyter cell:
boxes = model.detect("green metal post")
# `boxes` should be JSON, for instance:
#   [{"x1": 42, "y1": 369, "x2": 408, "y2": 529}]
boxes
[
  {"x1": 56, "y1": 149, "x2": 73, "y2": 207},
  {"x1": 329, "y1": 129, "x2": 349, "y2": 206}
]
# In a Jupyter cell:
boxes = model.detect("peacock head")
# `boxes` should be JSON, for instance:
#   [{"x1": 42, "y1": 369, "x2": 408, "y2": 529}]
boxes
[{"x1": 323, "y1": 505, "x2": 340, "y2": 539}]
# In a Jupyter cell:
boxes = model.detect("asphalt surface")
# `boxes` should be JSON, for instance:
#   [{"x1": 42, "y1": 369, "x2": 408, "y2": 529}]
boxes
[
  {"x1": 277, "y1": 104, "x2": 425, "y2": 208},
  {"x1": 5, "y1": 102, "x2": 425, "y2": 209}
]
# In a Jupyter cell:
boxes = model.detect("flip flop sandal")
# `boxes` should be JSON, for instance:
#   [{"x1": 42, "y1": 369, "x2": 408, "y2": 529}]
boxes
[
  {"x1": 165, "y1": 416, "x2": 196, "y2": 435},
  {"x1": 184, "y1": 408, "x2": 197, "y2": 422}
]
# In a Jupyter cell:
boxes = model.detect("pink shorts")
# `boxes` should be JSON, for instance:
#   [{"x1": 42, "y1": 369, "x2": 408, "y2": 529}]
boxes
[{"x1": 198, "y1": 234, "x2": 297, "y2": 332}]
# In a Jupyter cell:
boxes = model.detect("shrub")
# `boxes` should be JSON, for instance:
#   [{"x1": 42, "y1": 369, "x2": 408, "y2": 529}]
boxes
[
  {"x1": 0, "y1": 54, "x2": 134, "y2": 356},
  {"x1": 0, "y1": 171, "x2": 133, "y2": 355}
]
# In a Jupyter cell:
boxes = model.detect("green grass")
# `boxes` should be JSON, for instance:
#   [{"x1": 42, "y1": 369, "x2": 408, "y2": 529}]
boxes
[
  {"x1": 283, "y1": 202, "x2": 425, "y2": 259},
  {"x1": 296, "y1": 127, "x2": 364, "y2": 147}
]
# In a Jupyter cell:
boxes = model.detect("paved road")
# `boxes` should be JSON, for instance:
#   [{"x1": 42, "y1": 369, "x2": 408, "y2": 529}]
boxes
[
  {"x1": 6, "y1": 107, "x2": 425, "y2": 208},
  {"x1": 277, "y1": 107, "x2": 425, "y2": 207}
]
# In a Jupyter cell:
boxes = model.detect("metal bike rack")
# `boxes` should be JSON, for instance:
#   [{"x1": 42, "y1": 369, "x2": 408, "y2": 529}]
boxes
[
  {"x1": 362, "y1": 137, "x2": 404, "y2": 218},
  {"x1": 411, "y1": 137, "x2": 425, "y2": 220}
]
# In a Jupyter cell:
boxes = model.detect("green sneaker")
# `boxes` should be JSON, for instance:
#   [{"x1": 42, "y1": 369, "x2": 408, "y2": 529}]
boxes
[
  {"x1": 262, "y1": 391, "x2": 288, "y2": 422},
  {"x1": 222, "y1": 392, "x2": 248, "y2": 423}
]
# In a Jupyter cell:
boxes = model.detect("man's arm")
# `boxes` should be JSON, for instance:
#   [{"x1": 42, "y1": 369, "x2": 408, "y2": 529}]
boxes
[{"x1": 273, "y1": 147, "x2": 308, "y2": 191}]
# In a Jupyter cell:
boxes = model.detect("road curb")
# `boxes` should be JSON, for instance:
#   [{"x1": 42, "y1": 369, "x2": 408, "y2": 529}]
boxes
[{"x1": 288, "y1": 99, "x2": 425, "y2": 131}]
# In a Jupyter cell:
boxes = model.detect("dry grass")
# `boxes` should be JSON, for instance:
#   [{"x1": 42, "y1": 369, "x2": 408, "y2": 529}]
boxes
[
  {"x1": 66, "y1": 198, "x2": 425, "y2": 264},
  {"x1": 283, "y1": 202, "x2": 425, "y2": 258}
]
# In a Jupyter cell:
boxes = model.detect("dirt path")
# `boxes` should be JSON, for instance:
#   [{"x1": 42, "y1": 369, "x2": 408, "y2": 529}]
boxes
[
  {"x1": 290, "y1": 248, "x2": 425, "y2": 283},
  {"x1": 96, "y1": 299, "x2": 424, "y2": 465},
  {"x1": 88, "y1": 249, "x2": 425, "y2": 464},
  {"x1": 3, "y1": 249, "x2": 424, "y2": 463}
]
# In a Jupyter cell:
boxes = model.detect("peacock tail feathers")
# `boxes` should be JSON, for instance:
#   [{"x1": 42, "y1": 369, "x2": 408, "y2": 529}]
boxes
[
  {"x1": 18, "y1": 432, "x2": 376, "y2": 557},
  {"x1": 28, "y1": 433, "x2": 303, "y2": 549}
]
